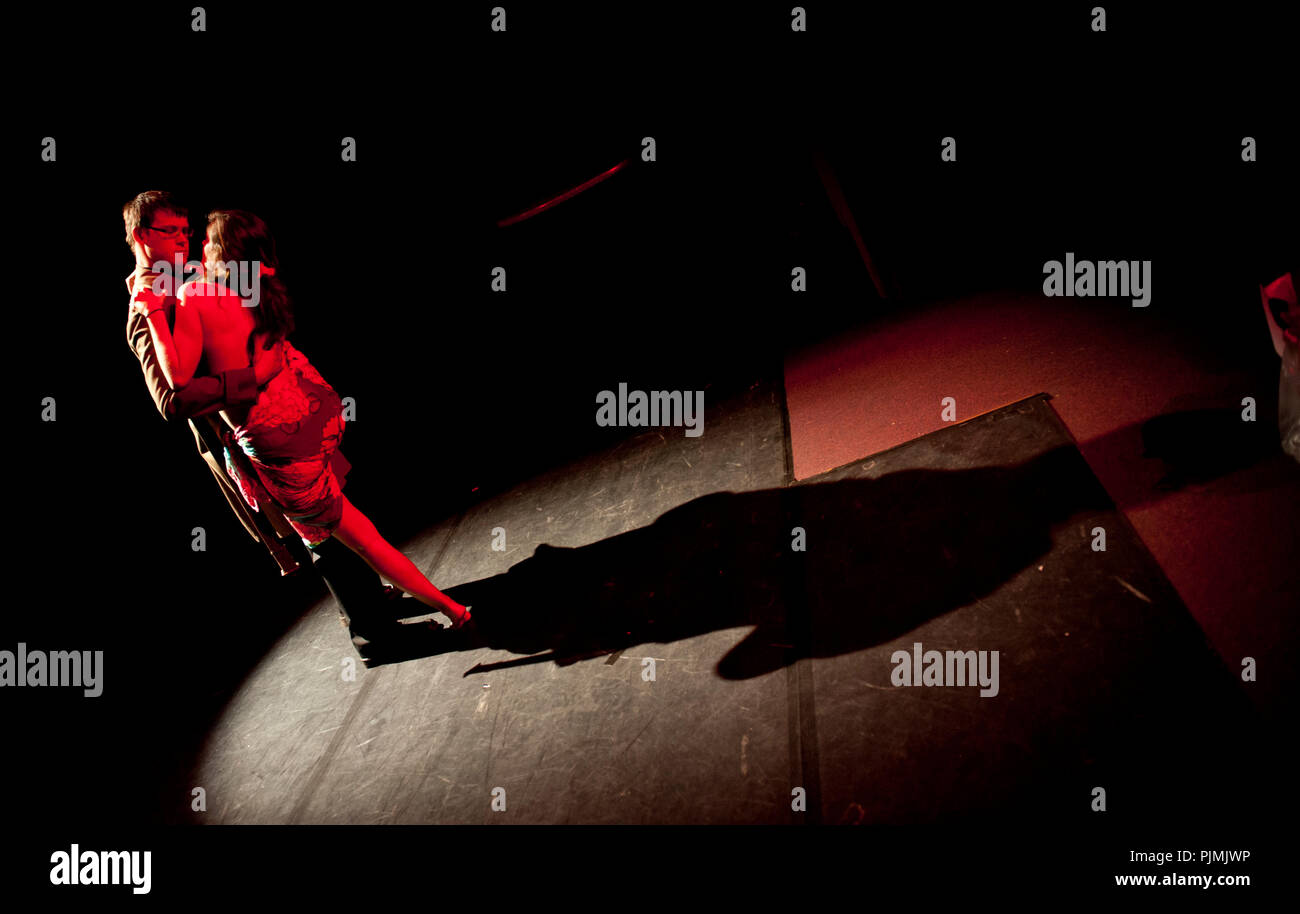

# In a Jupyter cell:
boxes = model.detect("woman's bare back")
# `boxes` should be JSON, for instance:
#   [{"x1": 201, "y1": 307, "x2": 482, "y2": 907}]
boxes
[{"x1": 193, "y1": 283, "x2": 264, "y2": 429}]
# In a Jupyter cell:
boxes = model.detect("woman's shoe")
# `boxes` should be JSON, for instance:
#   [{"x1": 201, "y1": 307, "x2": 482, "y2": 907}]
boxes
[{"x1": 447, "y1": 605, "x2": 473, "y2": 631}]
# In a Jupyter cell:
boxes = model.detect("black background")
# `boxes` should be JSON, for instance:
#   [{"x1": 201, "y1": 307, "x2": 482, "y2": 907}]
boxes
[{"x1": 3, "y1": 0, "x2": 1295, "y2": 897}]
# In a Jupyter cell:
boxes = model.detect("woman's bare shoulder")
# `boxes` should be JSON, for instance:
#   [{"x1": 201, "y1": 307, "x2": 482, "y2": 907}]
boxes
[
  {"x1": 178, "y1": 279, "x2": 219, "y2": 299},
  {"x1": 179, "y1": 280, "x2": 248, "y2": 319}
]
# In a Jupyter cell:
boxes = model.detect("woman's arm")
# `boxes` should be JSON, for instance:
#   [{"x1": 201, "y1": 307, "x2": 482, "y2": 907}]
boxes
[{"x1": 132, "y1": 283, "x2": 204, "y2": 389}]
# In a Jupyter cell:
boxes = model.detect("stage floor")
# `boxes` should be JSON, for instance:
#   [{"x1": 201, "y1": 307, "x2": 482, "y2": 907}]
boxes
[{"x1": 176, "y1": 384, "x2": 1268, "y2": 825}]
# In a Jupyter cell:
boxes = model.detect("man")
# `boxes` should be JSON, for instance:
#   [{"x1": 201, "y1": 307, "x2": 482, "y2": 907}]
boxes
[{"x1": 123, "y1": 190, "x2": 412, "y2": 654}]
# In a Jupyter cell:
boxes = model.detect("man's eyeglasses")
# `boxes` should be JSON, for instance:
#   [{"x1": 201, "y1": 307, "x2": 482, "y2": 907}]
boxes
[{"x1": 143, "y1": 224, "x2": 192, "y2": 238}]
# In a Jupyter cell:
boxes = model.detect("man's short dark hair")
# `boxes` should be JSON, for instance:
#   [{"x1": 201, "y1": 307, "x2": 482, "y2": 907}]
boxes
[{"x1": 123, "y1": 191, "x2": 188, "y2": 250}]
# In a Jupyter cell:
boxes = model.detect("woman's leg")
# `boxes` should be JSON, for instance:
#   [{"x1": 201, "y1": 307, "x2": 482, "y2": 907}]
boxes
[{"x1": 330, "y1": 494, "x2": 470, "y2": 625}]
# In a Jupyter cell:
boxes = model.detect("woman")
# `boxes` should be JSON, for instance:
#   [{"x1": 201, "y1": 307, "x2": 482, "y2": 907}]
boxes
[{"x1": 132, "y1": 209, "x2": 472, "y2": 630}]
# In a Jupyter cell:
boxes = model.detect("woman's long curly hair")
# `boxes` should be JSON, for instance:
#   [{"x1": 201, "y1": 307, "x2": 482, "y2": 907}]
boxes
[{"x1": 205, "y1": 209, "x2": 295, "y2": 351}]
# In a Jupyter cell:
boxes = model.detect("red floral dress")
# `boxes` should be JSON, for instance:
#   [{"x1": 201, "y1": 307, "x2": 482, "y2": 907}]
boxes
[{"x1": 222, "y1": 341, "x2": 346, "y2": 547}]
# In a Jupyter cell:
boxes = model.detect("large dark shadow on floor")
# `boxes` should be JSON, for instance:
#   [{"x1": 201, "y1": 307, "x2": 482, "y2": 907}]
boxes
[
  {"x1": 378, "y1": 405, "x2": 1295, "y2": 684},
  {"x1": 457, "y1": 445, "x2": 1102, "y2": 677},
  {"x1": 421, "y1": 444, "x2": 1093, "y2": 672}
]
